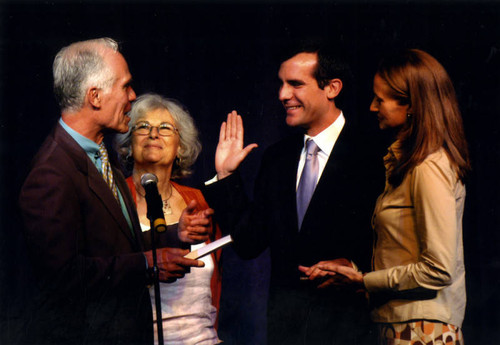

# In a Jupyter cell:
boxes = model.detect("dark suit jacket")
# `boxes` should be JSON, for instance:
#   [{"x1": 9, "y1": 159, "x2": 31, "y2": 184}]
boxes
[
  {"x1": 203, "y1": 121, "x2": 383, "y2": 343},
  {"x1": 19, "y1": 123, "x2": 153, "y2": 345}
]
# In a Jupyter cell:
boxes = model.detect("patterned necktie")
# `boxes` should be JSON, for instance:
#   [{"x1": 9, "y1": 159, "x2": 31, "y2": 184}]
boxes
[
  {"x1": 296, "y1": 139, "x2": 320, "y2": 229},
  {"x1": 99, "y1": 142, "x2": 119, "y2": 202}
]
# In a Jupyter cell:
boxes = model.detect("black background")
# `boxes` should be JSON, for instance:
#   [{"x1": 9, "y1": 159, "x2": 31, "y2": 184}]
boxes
[{"x1": 1, "y1": 1, "x2": 499, "y2": 344}]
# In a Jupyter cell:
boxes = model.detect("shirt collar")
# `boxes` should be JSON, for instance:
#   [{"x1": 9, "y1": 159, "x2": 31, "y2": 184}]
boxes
[
  {"x1": 59, "y1": 118, "x2": 100, "y2": 157},
  {"x1": 304, "y1": 112, "x2": 345, "y2": 156},
  {"x1": 384, "y1": 139, "x2": 403, "y2": 172}
]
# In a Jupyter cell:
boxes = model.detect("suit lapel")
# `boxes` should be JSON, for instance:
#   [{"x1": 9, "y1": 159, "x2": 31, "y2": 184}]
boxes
[
  {"x1": 115, "y1": 169, "x2": 143, "y2": 250},
  {"x1": 87, "y1": 163, "x2": 137, "y2": 244},
  {"x1": 315, "y1": 123, "x2": 353, "y2": 191},
  {"x1": 282, "y1": 135, "x2": 304, "y2": 232},
  {"x1": 53, "y1": 124, "x2": 138, "y2": 245}
]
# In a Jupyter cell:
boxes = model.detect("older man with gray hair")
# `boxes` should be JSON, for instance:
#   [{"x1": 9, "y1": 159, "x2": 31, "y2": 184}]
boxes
[{"x1": 19, "y1": 38, "x2": 209, "y2": 345}]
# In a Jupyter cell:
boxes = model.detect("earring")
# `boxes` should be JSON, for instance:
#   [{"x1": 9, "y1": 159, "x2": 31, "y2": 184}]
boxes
[{"x1": 407, "y1": 113, "x2": 412, "y2": 119}]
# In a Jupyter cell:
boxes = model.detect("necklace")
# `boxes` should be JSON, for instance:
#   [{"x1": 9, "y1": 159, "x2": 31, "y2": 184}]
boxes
[
  {"x1": 162, "y1": 193, "x2": 173, "y2": 215},
  {"x1": 135, "y1": 180, "x2": 173, "y2": 216}
]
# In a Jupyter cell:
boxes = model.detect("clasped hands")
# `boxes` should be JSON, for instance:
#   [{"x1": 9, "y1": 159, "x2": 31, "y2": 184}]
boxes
[
  {"x1": 145, "y1": 200, "x2": 214, "y2": 282},
  {"x1": 298, "y1": 258, "x2": 365, "y2": 289}
]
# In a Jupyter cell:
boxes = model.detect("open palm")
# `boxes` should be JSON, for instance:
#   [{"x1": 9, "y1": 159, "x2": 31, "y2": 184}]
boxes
[{"x1": 215, "y1": 110, "x2": 258, "y2": 179}]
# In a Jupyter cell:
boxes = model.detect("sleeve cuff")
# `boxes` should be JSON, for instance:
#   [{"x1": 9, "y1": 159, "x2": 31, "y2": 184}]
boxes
[
  {"x1": 363, "y1": 269, "x2": 389, "y2": 293},
  {"x1": 204, "y1": 174, "x2": 219, "y2": 186}
]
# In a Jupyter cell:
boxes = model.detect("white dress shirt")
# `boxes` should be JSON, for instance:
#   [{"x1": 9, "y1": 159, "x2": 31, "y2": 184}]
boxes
[{"x1": 296, "y1": 112, "x2": 345, "y2": 189}]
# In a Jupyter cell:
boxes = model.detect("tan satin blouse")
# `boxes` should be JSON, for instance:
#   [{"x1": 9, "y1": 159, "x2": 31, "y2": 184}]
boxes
[{"x1": 363, "y1": 142, "x2": 466, "y2": 327}]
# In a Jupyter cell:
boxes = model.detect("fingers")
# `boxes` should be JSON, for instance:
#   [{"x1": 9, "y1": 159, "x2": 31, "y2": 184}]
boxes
[
  {"x1": 184, "y1": 226, "x2": 211, "y2": 241},
  {"x1": 298, "y1": 265, "x2": 334, "y2": 281},
  {"x1": 298, "y1": 260, "x2": 364, "y2": 288},
  {"x1": 298, "y1": 265, "x2": 310, "y2": 274},
  {"x1": 219, "y1": 109, "x2": 258, "y2": 156},
  {"x1": 229, "y1": 111, "x2": 238, "y2": 138},
  {"x1": 184, "y1": 215, "x2": 211, "y2": 226},
  {"x1": 165, "y1": 255, "x2": 204, "y2": 268},
  {"x1": 316, "y1": 262, "x2": 343, "y2": 273},
  {"x1": 309, "y1": 267, "x2": 332, "y2": 280},
  {"x1": 222, "y1": 111, "x2": 243, "y2": 140},
  {"x1": 242, "y1": 143, "x2": 259, "y2": 157},
  {"x1": 179, "y1": 205, "x2": 213, "y2": 243},
  {"x1": 144, "y1": 247, "x2": 188, "y2": 269},
  {"x1": 219, "y1": 111, "x2": 240, "y2": 142},
  {"x1": 182, "y1": 202, "x2": 213, "y2": 221},
  {"x1": 219, "y1": 121, "x2": 227, "y2": 142},
  {"x1": 316, "y1": 264, "x2": 363, "y2": 285},
  {"x1": 181, "y1": 202, "x2": 212, "y2": 223},
  {"x1": 200, "y1": 207, "x2": 215, "y2": 218},
  {"x1": 146, "y1": 247, "x2": 205, "y2": 282},
  {"x1": 329, "y1": 265, "x2": 359, "y2": 281},
  {"x1": 155, "y1": 248, "x2": 205, "y2": 282},
  {"x1": 236, "y1": 111, "x2": 244, "y2": 139},
  {"x1": 183, "y1": 215, "x2": 212, "y2": 229},
  {"x1": 221, "y1": 111, "x2": 237, "y2": 141},
  {"x1": 185, "y1": 234, "x2": 209, "y2": 242},
  {"x1": 157, "y1": 247, "x2": 189, "y2": 257},
  {"x1": 298, "y1": 264, "x2": 316, "y2": 278},
  {"x1": 184, "y1": 200, "x2": 198, "y2": 215},
  {"x1": 215, "y1": 110, "x2": 258, "y2": 180},
  {"x1": 298, "y1": 262, "x2": 332, "y2": 276}
]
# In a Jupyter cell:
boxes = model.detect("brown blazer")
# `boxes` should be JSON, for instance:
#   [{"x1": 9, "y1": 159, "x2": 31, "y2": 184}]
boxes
[{"x1": 19, "y1": 123, "x2": 153, "y2": 345}]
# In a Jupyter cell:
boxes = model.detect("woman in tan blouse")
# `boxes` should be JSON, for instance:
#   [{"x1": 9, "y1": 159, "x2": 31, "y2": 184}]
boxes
[{"x1": 300, "y1": 49, "x2": 471, "y2": 344}]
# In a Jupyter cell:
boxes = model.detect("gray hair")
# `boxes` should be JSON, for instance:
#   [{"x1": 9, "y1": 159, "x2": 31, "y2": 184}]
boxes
[
  {"x1": 116, "y1": 93, "x2": 202, "y2": 179},
  {"x1": 53, "y1": 37, "x2": 119, "y2": 113}
]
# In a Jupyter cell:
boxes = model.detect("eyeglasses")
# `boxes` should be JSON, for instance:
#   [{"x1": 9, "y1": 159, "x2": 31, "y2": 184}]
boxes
[{"x1": 132, "y1": 121, "x2": 179, "y2": 137}]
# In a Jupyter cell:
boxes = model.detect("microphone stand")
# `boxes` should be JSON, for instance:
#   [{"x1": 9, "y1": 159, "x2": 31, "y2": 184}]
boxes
[
  {"x1": 143, "y1": 178, "x2": 166, "y2": 345},
  {"x1": 148, "y1": 216, "x2": 164, "y2": 345}
]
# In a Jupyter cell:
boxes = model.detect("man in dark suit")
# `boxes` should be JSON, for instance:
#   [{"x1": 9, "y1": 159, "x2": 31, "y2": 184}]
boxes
[
  {"x1": 19, "y1": 38, "x2": 208, "y2": 345},
  {"x1": 203, "y1": 44, "x2": 382, "y2": 344}
]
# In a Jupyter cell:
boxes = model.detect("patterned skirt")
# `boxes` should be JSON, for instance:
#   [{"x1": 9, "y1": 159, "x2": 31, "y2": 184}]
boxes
[{"x1": 378, "y1": 320, "x2": 464, "y2": 345}]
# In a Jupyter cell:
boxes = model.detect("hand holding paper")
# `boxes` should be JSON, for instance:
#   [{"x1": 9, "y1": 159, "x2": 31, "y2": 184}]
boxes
[{"x1": 184, "y1": 235, "x2": 233, "y2": 259}]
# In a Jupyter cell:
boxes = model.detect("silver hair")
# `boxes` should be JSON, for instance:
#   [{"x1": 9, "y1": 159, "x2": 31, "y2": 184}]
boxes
[
  {"x1": 115, "y1": 93, "x2": 202, "y2": 179},
  {"x1": 53, "y1": 37, "x2": 119, "y2": 113}
]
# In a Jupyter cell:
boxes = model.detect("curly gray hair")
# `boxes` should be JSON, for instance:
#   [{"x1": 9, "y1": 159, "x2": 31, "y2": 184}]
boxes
[
  {"x1": 115, "y1": 93, "x2": 202, "y2": 179},
  {"x1": 53, "y1": 37, "x2": 119, "y2": 113}
]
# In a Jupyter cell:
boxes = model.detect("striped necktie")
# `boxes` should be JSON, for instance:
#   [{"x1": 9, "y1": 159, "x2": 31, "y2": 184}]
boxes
[{"x1": 99, "y1": 142, "x2": 119, "y2": 202}]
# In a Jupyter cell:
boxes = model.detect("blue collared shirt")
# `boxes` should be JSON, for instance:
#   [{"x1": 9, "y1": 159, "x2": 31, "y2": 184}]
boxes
[{"x1": 59, "y1": 118, "x2": 134, "y2": 232}]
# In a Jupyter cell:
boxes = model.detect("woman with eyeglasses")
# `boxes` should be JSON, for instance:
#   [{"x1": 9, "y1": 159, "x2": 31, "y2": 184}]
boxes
[
  {"x1": 300, "y1": 49, "x2": 470, "y2": 344},
  {"x1": 116, "y1": 93, "x2": 222, "y2": 345}
]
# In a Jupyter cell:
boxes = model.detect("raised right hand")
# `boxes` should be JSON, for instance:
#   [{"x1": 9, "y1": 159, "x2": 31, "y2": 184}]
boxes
[{"x1": 215, "y1": 110, "x2": 258, "y2": 180}]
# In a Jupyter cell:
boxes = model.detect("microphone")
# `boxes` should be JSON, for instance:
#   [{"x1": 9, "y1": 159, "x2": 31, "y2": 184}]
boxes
[{"x1": 140, "y1": 173, "x2": 167, "y2": 233}]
